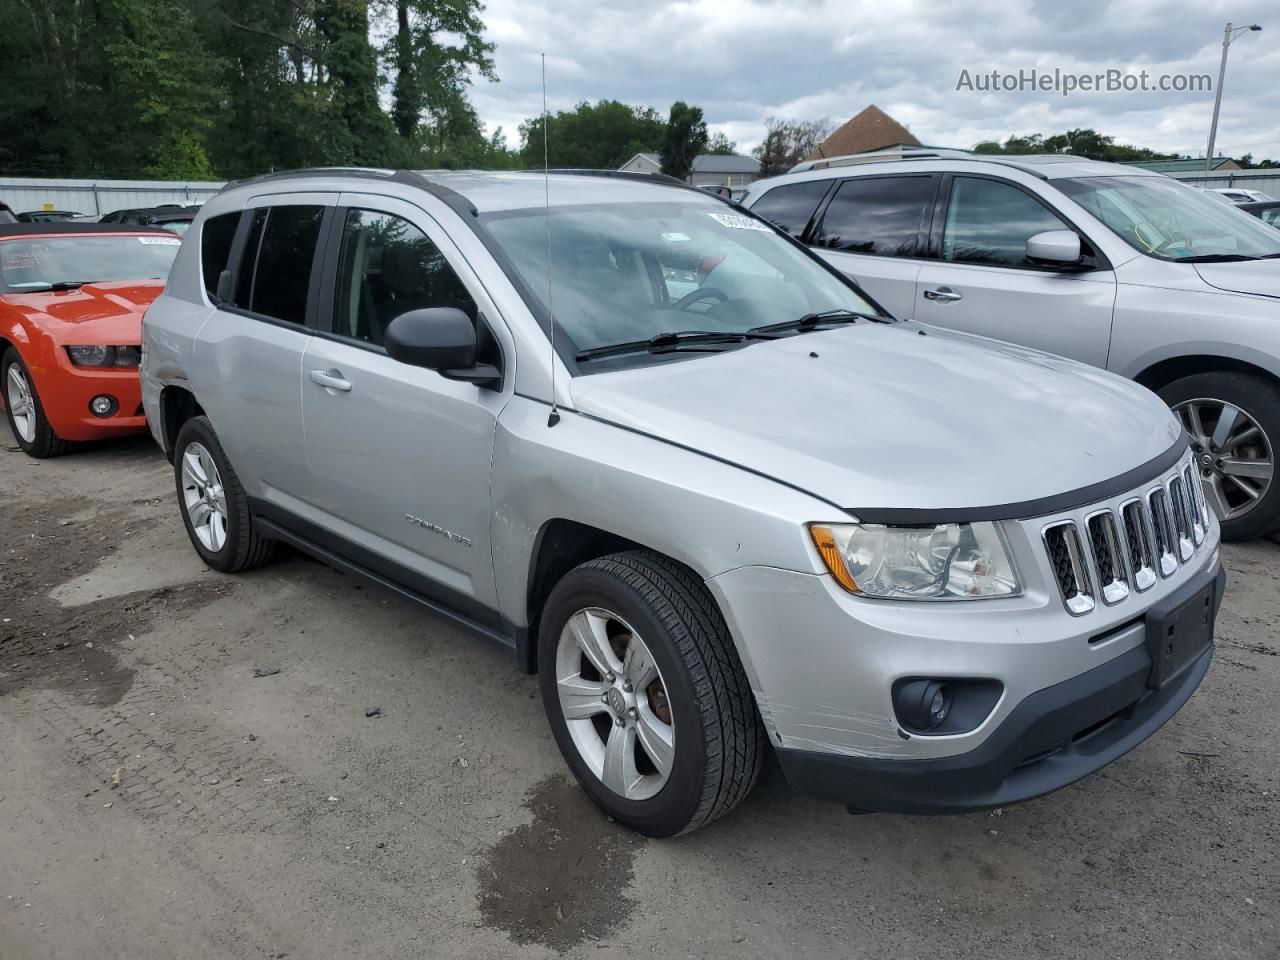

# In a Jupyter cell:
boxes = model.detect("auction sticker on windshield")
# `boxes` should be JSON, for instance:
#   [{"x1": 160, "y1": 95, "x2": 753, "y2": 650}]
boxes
[
  {"x1": 139, "y1": 236, "x2": 182, "y2": 245},
  {"x1": 708, "y1": 212, "x2": 772, "y2": 231}
]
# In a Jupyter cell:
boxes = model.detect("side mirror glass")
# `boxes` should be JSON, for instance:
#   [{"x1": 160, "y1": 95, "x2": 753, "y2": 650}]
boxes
[{"x1": 1026, "y1": 230, "x2": 1083, "y2": 268}]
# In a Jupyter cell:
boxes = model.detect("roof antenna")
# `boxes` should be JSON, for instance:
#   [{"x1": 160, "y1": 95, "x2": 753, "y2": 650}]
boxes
[{"x1": 542, "y1": 52, "x2": 560, "y2": 428}]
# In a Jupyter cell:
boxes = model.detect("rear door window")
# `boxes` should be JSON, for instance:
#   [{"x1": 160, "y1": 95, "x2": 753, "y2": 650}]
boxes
[
  {"x1": 232, "y1": 205, "x2": 324, "y2": 325},
  {"x1": 812, "y1": 175, "x2": 936, "y2": 257},
  {"x1": 749, "y1": 180, "x2": 831, "y2": 238}
]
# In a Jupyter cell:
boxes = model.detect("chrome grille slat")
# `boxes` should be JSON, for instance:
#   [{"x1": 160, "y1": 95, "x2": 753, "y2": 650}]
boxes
[
  {"x1": 1167, "y1": 475, "x2": 1195, "y2": 562},
  {"x1": 1043, "y1": 521, "x2": 1095, "y2": 615},
  {"x1": 1085, "y1": 510, "x2": 1129, "y2": 605},
  {"x1": 1147, "y1": 487, "x2": 1179, "y2": 577},
  {"x1": 1183, "y1": 465, "x2": 1206, "y2": 545},
  {"x1": 1119, "y1": 498, "x2": 1157, "y2": 592}
]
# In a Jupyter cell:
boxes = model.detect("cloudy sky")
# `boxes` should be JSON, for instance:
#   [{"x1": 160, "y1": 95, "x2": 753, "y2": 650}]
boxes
[{"x1": 466, "y1": 0, "x2": 1278, "y2": 159}]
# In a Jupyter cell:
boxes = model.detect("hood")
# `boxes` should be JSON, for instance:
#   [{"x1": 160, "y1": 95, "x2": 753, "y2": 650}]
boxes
[
  {"x1": 570, "y1": 323, "x2": 1182, "y2": 515},
  {"x1": 0, "y1": 280, "x2": 163, "y2": 344},
  {"x1": 1194, "y1": 260, "x2": 1280, "y2": 299}
]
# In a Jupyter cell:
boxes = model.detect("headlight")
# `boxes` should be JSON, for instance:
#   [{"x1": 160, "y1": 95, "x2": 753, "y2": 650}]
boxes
[
  {"x1": 66, "y1": 345, "x2": 141, "y2": 368},
  {"x1": 809, "y1": 521, "x2": 1020, "y2": 600}
]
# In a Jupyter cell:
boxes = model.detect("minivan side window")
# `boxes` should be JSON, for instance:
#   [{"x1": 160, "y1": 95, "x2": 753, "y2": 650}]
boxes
[
  {"x1": 201, "y1": 212, "x2": 241, "y2": 300},
  {"x1": 332, "y1": 208, "x2": 476, "y2": 347},
  {"x1": 812, "y1": 175, "x2": 935, "y2": 257},
  {"x1": 231, "y1": 205, "x2": 324, "y2": 325},
  {"x1": 750, "y1": 180, "x2": 831, "y2": 238},
  {"x1": 942, "y1": 177, "x2": 1072, "y2": 267}
]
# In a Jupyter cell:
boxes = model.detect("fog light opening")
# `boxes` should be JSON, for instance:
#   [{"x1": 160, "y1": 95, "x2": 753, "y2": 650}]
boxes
[
  {"x1": 894, "y1": 679, "x2": 952, "y2": 731},
  {"x1": 90, "y1": 395, "x2": 118, "y2": 418}
]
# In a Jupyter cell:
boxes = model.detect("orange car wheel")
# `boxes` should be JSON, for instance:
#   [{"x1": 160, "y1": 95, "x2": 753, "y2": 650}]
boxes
[{"x1": 3, "y1": 347, "x2": 72, "y2": 458}]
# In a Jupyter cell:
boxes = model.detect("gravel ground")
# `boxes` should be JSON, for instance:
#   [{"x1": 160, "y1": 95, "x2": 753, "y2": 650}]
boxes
[{"x1": 0, "y1": 435, "x2": 1277, "y2": 960}]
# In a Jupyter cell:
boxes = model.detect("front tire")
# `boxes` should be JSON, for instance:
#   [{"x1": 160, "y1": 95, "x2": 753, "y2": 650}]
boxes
[
  {"x1": 3, "y1": 347, "x2": 71, "y2": 458},
  {"x1": 173, "y1": 415, "x2": 275, "y2": 573},
  {"x1": 1161, "y1": 371, "x2": 1280, "y2": 541},
  {"x1": 538, "y1": 550, "x2": 766, "y2": 836}
]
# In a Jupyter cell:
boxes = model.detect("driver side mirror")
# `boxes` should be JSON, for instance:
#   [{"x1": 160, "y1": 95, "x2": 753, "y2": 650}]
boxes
[
  {"x1": 1026, "y1": 230, "x2": 1086, "y2": 270},
  {"x1": 384, "y1": 308, "x2": 501, "y2": 388}
]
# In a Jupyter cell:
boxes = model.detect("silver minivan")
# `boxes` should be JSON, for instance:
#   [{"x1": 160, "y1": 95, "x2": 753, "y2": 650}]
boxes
[
  {"x1": 142, "y1": 168, "x2": 1223, "y2": 834},
  {"x1": 744, "y1": 149, "x2": 1280, "y2": 541}
]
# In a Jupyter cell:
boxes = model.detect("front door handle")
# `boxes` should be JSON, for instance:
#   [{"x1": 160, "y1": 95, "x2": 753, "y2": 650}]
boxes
[
  {"x1": 309, "y1": 368, "x2": 352, "y2": 393},
  {"x1": 923, "y1": 287, "x2": 963, "y2": 303}
]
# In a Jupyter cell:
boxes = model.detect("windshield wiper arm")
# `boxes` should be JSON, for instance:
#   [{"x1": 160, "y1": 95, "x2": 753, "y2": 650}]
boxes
[
  {"x1": 576, "y1": 330, "x2": 751, "y2": 362},
  {"x1": 747, "y1": 308, "x2": 881, "y2": 338},
  {"x1": 1174, "y1": 254, "x2": 1259, "y2": 263}
]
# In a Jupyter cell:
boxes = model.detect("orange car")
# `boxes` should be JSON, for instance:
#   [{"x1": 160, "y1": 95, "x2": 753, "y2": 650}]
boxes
[{"x1": 1, "y1": 223, "x2": 180, "y2": 456}]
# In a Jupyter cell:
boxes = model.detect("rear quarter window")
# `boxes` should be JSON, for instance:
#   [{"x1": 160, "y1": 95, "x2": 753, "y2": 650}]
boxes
[
  {"x1": 748, "y1": 180, "x2": 831, "y2": 238},
  {"x1": 201, "y1": 212, "x2": 241, "y2": 300}
]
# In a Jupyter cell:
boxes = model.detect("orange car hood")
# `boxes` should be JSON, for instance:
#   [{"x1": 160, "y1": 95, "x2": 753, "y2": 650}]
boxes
[{"x1": 0, "y1": 280, "x2": 165, "y2": 344}]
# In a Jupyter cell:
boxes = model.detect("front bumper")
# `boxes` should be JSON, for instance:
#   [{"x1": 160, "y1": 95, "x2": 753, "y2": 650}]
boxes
[
  {"x1": 776, "y1": 563, "x2": 1223, "y2": 813},
  {"x1": 33, "y1": 355, "x2": 145, "y2": 441}
]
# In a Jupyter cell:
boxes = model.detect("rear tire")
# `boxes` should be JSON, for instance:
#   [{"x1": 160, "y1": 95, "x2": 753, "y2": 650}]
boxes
[
  {"x1": 3, "y1": 347, "x2": 71, "y2": 458},
  {"x1": 1160, "y1": 371, "x2": 1280, "y2": 541},
  {"x1": 173, "y1": 415, "x2": 275, "y2": 573},
  {"x1": 538, "y1": 550, "x2": 766, "y2": 836}
]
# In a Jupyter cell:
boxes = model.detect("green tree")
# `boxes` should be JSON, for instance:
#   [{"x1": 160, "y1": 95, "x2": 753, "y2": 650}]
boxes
[
  {"x1": 660, "y1": 101, "x2": 708, "y2": 180},
  {"x1": 519, "y1": 100, "x2": 665, "y2": 169},
  {"x1": 704, "y1": 131, "x2": 738, "y2": 156},
  {"x1": 974, "y1": 129, "x2": 1182, "y2": 164}
]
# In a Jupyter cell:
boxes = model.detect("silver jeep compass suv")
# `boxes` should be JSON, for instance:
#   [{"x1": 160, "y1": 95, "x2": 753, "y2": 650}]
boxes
[{"x1": 142, "y1": 168, "x2": 1224, "y2": 835}]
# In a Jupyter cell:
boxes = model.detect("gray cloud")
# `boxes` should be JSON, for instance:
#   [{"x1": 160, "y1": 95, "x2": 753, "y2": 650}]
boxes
[{"x1": 465, "y1": 0, "x2": 1278, "y2": 159}]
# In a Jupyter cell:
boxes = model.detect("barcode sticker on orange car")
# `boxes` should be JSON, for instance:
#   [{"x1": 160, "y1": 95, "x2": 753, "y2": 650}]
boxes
[{"x1": 707, "y1": 212, "x2": 771, "y2": 232}]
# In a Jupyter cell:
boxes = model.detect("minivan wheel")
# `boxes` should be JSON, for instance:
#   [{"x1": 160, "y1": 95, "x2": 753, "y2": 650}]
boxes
[
  {"x1": 173, "y1": 415, "x2": 276, "y2": 573},
  {"x1": 538, "y1": 551, "x2": 766, "y2": 836},
  {"x1": 1161, "y1": 371, "x2": 1280, "y2": 541},
  {"x1": 3, "y1": 347, "x2": 71, "y2": 458}
]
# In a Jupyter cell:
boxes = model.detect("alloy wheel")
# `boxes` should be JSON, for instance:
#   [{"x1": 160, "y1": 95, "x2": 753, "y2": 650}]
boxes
[
  {"x1": 5, "y1": 365, "x2": 36, "y2": 443},
  {"x1": 181, "y1": 441, "x2": 229, "y2": 552},
  {"x1": 1174, "y1": 398, "x2": 1274, "y2": 523},
  {"x1": 555, "y1": 606, "x2": 676, "y2": 801}
]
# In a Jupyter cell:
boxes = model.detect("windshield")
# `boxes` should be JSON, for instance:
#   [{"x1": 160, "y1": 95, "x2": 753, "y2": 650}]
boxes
[
  {"x1": 1055, "y1": 175, "x2": 1280, "y2": 261},
  {"x1": 480, "y1": 200, "x2": 882, "y2": 358},
  {"x1": 157, "y1": 220, "x2": 192, "y2": 236},
  {"x1": 0, "y1": 234, "x2": 180, "y2": 291}
]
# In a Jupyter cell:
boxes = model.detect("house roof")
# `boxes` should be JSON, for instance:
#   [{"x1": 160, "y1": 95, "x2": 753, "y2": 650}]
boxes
[
  {"x1": 692, "y1": 154, "x2": 760, "y2": 173},
  {"x1": 808, "y1": 105, "x2": 920, "y2": 161},
  {"x1": 621, "y1": 152, "x2": 661, "y2": 168},
  {"x1": 1127, "y1": 157, "x2": 1239, "y2": 173}
]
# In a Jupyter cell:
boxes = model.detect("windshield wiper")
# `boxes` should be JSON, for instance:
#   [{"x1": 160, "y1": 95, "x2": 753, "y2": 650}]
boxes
[
  {"x1": 747, "y1": 308, "x2": 882, "y2": 338},
  {"x1": 1174, "y1": 254, "x2": 1259, "y2": 263},
  {"x1": 35, "y1": 280, "x2": 99, "y2": 292},
  {"x1": 576, "y1": 330, "x2": 753, "y2": 362}
]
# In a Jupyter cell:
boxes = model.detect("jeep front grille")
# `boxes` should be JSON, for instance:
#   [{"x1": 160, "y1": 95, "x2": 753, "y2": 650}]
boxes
[{"x1": 1040, "y1": 452, "x2": 1211, "y2": 615}]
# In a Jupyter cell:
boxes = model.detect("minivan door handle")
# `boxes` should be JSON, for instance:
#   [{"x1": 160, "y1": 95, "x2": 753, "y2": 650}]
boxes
[
  {"x1": 309, "y1": 368, "x2": 352, "y2": 393},
  {"x1": 923, "y1": 287, "x2": 963, "y2": 303}
]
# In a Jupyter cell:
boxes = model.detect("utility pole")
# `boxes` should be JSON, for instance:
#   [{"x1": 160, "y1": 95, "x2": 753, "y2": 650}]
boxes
[{"x1": 1205, "y1": 22, "x2": 1262, "y2": 171}]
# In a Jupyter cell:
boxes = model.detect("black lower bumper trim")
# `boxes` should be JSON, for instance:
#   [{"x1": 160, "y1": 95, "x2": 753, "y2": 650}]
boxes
[{"x1": 778, "y1": 562, "x2": 1224, "y2": 815}]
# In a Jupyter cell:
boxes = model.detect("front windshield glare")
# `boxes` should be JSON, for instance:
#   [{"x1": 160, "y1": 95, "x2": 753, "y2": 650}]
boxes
[
  {"x1": 481, "y1": 201, "x2": 881, "y2": 355},
  {"x1": 1055, "y1": 175, "x2": 1280, "y2": 261},
  {"x1": 0, "y1": 234, "x2": 181, "y2": 291}
]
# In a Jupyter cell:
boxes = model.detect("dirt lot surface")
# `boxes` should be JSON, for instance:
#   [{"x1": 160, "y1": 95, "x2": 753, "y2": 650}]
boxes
[{"x1": 1, "y1": 436, "x2": 1277, "y2": 960}]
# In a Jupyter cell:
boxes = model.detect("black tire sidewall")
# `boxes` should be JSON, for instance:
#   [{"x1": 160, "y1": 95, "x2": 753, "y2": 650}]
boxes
[
  {"x1": 2, "y1": 347, "x2": 59, "y2": 457},
  {"x1": 1159, "y1": 371, "x2": 1280, "y2": 540},
  {"x1": 538, "y1": 564, "x2": 711, "y2": 837},
  {"x1": 173, "y1": 416, "x2": 247, "y2": 571}
]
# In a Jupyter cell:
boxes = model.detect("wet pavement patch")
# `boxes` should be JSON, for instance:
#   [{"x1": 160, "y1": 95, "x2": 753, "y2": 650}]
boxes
[
  {"x1": 477, "y1": 776, "x2": 642, "y2": 952},
  {"x1": 0, "y1": 498, "x2": 231, "y2": 706}
]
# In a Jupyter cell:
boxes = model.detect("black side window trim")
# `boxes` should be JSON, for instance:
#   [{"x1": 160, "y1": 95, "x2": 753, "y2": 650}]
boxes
[
  {"x1": 807, "y1": 172, "x2": 941, "y2": 260},
  {"x1": 216, "y1": 204, "x2": 335, "y2": 330},
  {"x1": 929, "y1": 172, "x2": 1112, "y2": 272}
]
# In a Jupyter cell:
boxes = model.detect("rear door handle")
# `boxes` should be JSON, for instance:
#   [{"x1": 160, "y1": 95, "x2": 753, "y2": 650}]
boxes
[
  {"x1": 309, "y1": 368, "x2": 352, "y2": 393},
  {"x1": 923, "y1": 287, "x2": 963, "y2": 303}
]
